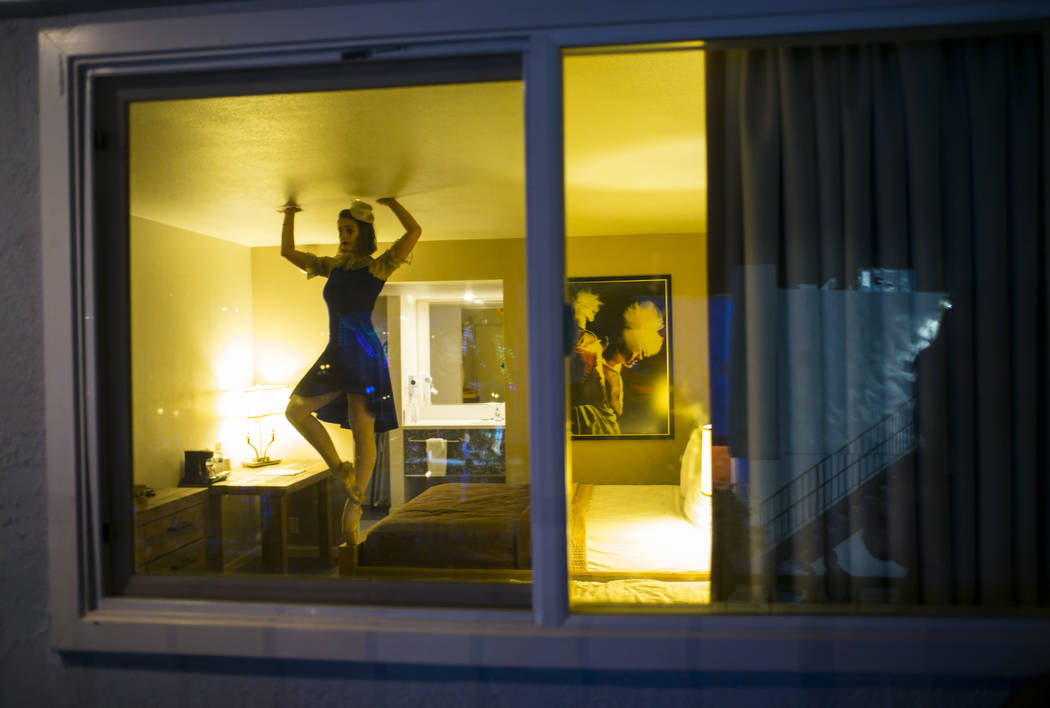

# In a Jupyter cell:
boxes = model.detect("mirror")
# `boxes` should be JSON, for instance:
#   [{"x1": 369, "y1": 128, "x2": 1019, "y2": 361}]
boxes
[{"x1": 429, "y1": 304, "x2": 505, "y2": 405}]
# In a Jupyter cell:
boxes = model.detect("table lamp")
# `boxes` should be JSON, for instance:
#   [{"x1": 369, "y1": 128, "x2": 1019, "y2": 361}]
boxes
[{"x1": 239, "y1": 384, "x2": 290, "y2": 468}]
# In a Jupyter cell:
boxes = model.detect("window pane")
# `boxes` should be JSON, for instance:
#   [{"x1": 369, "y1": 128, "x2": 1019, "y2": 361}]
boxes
[
  {"x1": 564, "y1": 44, "x2": 712, "y2": 608},
  {"x1": 565, "y1": 35, "x2": 1050, "y2": 612},
  {"x1": 128, "y1": 77, "x2": 530, "y2": 595}
]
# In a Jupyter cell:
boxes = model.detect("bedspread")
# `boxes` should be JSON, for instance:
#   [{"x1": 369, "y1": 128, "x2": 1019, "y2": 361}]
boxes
[{"x1": 358, "y1": 483, "x2": 531, "y2": 568}]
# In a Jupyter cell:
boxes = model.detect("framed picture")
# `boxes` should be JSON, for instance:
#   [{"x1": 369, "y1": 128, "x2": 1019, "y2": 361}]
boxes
[{"x1": 567, "y1": 275, "x2": 673, "y2": 440}]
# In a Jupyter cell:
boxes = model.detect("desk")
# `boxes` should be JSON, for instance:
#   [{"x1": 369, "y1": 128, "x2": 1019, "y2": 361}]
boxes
[{"x1": 209, "y1": 460, "x2": 331, "y2": 573}]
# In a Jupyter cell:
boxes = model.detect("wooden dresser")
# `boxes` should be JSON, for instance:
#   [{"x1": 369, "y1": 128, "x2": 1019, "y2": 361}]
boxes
[{"x1": 134, "y1": 487, "x2": 209, "y2": 573}]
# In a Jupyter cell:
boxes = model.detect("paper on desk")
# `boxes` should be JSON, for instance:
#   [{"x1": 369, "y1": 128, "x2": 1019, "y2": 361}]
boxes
[{"x1": 256, "y1": 464, "x2": 306, "y2": 476}]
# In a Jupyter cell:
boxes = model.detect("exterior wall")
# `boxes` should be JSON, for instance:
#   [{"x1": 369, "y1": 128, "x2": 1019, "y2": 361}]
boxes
[{"x1": 0, "y1": 2, "x2": 1042, "y2": 706}]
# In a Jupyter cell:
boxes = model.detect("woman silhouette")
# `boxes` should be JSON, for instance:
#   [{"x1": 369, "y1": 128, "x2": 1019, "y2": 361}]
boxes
[{"x1": 279, "y1": 197, "x2": 421, "y2": 539}]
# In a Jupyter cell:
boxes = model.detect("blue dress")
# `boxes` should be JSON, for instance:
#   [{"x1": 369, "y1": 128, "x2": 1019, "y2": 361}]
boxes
[{"x1": 292, "y1": 250, "x2": 404, "y2": 433}]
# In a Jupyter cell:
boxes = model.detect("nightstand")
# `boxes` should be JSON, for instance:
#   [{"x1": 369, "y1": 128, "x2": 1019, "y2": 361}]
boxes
[{"x1": 133, "y1": 487, "x2": 209, "y2": 573}]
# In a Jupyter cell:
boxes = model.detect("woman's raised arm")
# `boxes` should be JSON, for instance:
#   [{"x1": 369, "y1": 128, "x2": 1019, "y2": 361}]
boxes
[
  {"x1": 377, "y1": 197, "x2": 422, "y2": 261},
  {"x1": 279, "y1": 203, "x2": 313, "y2": 271}
]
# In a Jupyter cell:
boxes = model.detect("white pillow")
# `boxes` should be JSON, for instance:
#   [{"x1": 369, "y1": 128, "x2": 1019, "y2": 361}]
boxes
[
  {"x1": 679, "y1": 427, "x2": 702, "y2": 501},
  {"x1": 680, "y1": 426, "x2": 712, "y2": 532}
]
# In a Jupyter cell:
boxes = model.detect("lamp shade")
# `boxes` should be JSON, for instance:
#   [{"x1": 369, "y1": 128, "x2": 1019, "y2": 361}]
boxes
[{"x1": 224, "y1": 384, "x2": 290, "y2": 419}]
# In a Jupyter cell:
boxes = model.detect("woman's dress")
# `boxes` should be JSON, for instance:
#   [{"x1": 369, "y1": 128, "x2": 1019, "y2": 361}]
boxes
[{"x1": 292, "y1": 249, "x2": 406, "y2": 433}]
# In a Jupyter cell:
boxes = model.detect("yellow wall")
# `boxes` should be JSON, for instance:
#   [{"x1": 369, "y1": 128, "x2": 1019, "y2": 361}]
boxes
[
  {"x1": 568, "y1": 232, "x2": 708, "y2": 485},
  {"x1": 250, "y1": 237, "x2": 530, "y2": 483},
  {"x1": 130, "y1": 216, "x2": 254, "y2": 489},
  {"x1": 130, "y1": 222, "x2": 701, "y2": 489}
]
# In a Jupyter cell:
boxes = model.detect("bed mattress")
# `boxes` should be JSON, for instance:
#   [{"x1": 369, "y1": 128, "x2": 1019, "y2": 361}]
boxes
[{"x1": 573, "y1": 484, "x2": 711, "y2": 573}]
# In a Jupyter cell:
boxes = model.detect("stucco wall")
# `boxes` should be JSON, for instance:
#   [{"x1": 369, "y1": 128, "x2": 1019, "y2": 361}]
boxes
[{"x1": 0, "y1": 3, "x2": 1036, "y2": 706}]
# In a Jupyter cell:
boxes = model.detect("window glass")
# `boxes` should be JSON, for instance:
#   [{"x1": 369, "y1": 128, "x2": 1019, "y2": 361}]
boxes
[
  {"x1": 564, "y1": 36, "x2": 1049, "y2": 611},
  {"x1": 128, "y1": 78, "x2": 530, "y2": 591},
  {"x1": 564, "y1": 44, "x2": 712, "y2": 608}
]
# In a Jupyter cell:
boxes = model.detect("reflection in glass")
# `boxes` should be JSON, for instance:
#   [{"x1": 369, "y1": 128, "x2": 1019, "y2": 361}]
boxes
[{"x1": 565, "y1": 33, "x2": 1049, "y2": 613}]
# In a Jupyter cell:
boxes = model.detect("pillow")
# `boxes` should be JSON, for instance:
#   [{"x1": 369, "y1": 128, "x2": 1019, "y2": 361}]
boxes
[
  {"x1": 679, "y1": 426, "x2": 703, "y2": 500},
  {"x1": 680, "y1": 425, "x2": 713, "y2": 532}
]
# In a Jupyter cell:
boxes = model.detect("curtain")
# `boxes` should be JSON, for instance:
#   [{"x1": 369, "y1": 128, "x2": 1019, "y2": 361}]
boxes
[{"x1": 707, "y1": 34, "x2": 1048, "y2": 605}]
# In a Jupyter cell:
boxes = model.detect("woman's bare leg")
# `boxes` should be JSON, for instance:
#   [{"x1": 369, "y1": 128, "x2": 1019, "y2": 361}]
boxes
[
  {"x1": 345, "y1": 393, "x2": 377, "y2": 499},
  {"x1": 285, "y1": 391, "x2": 344, "y2": 470}
]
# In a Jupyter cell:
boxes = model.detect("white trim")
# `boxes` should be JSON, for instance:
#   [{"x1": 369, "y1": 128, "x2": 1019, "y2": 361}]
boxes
[
  {"x1": 62, "y1": 598, "x2": 1050, "y2": 676},
  {"x1": 39, "y1": 0, "x2": 1050, "y2": 671},
  {"x1": 41, "y1": 28, "x2": 85, "y2": 648},
  {"x1": 39, "y1": 0, "x2": 1050, "y2": 58}
]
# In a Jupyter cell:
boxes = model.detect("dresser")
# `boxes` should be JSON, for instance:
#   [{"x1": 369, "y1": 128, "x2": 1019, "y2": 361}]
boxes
[{"x1": 133, "y1": 487, "x2": 209, "y2": 573}]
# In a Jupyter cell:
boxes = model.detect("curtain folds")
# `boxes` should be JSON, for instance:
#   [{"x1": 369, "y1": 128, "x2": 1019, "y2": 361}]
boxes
[{"x1": 707, "y1": 34, "x2": 1048, "y2": 605}]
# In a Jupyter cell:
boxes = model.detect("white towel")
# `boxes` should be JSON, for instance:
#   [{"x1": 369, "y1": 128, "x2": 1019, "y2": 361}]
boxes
[{"x1": 425, "y1": 438, "x2": 447, "y2": 477}]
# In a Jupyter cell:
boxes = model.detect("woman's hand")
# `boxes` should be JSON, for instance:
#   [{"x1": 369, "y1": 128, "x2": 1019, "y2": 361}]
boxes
[
  {"x1": 379, "y1": 197, "x2": 422, "y2": 261},
  {"x1": 280, "y1": 201, "x2": 312, "y2": 271}
]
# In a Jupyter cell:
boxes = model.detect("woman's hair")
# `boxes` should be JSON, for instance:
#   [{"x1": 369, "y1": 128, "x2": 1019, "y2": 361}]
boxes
[{"x1": 338, "y1": 209, "x2": 377, "y2": 256}]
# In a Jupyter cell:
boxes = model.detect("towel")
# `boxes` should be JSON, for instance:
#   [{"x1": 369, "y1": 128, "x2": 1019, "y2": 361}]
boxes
[{"x1": 425, "y1": 438, "x2": 447, "y2": 477}]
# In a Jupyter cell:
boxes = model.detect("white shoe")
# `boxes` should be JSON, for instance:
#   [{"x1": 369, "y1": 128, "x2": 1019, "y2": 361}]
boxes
[
  {"x1": 342, "y1": 499, "x2": 363, "y2": 541},
  {"x1": 335, "y1": 461, "x2": 364, "y2": 504}
]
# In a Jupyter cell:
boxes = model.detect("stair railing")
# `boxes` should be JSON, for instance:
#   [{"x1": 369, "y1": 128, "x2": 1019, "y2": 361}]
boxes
[{"x1": 759, "y1": 399, "x2": 917, "y2": 549}]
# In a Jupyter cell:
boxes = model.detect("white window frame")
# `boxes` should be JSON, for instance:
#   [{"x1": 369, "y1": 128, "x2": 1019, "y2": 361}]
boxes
[{"x1": 41, "y1": 0, "x2": 1050, "y2": 674}]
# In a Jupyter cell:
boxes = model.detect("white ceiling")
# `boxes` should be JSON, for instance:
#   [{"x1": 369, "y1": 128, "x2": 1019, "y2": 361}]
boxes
[{"x1": 129, "y1": 49, "x2": 706, "y2": 247}]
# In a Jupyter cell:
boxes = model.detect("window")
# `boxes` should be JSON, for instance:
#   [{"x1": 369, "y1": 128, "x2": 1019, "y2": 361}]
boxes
[
  {"x1": 95, "y1": 54, "x2": 531, "y2": 601},
  {"x1": 40, "y1": 3, "x2": 1050, "y2": 672},
  {"x1": 565, "y1": 36, "x2": 1050, "y2": 613},
  {"x1": 563, "y1": 44, "x2": 712, "y2": 607}
]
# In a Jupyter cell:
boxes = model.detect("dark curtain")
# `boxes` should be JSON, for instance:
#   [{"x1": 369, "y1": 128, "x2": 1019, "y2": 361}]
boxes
[{"x1": 707, "y1": 34, "x2": 1049, "y2": 605}]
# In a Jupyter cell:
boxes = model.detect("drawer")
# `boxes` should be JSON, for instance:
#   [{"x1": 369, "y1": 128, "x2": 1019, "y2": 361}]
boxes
[
  {"x1": 135, "y1": 502, "x2": 206, "y2": 567},
  {"x1": 141, "y1": 537, "x2": 206, "y2": 574}
]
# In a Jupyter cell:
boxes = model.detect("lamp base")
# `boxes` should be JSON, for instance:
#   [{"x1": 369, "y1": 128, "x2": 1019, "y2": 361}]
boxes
[{"x1": 244, "y1": 457, "x2": 281, "y2": 468}]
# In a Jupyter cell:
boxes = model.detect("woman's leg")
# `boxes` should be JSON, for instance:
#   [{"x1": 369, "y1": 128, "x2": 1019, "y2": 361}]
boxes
[
  {"x1": 345, "y1": 393, "x2": 377, "y2": 500},
  {"x1": 285, "y1": 391, "x2": 344, "y2": 470}
]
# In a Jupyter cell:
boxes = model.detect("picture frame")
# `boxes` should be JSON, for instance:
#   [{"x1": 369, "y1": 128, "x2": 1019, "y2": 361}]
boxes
[{"x1": 567, "y1": 275, "x2": 673, "y2": 440}]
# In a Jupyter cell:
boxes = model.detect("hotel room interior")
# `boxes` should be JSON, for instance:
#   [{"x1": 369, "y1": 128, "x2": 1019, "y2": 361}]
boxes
[{"x1": 128, "y1": 46, "x2": 724, "y2": 606}]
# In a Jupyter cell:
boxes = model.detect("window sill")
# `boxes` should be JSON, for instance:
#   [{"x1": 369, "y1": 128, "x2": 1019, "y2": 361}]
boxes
[{"x1": 55, "y1": 596, "x2": 1050, "y2": 676}]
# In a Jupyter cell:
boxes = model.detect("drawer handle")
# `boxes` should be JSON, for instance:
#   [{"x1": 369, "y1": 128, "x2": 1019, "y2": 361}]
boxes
[
  {"x1": 168, "y1": 556, "x2": 196, "y2": 571},
  {"x1": 167, "y1": 520, "x2": 192, "y2": 533}
]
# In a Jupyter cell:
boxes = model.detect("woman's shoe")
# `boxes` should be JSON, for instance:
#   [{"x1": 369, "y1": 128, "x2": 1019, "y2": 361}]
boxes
[
  {"x1": 335, "y1": 461, "x2": 363, "y2": 504},
  {"x1": 341, "y1": 499, "x2": 363, "y2": 541}
]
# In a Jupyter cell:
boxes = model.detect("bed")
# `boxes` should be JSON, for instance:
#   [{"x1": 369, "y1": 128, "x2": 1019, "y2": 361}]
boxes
[
  {"x1": 566, "y1": 426, "x2": 714, "y2": 604},
  {"x1": 341, "y1": 426, "x2": 715, "y2": 606},
  {"x1": 354, "y1": 482, "x2": 531, "y2": 570},
  {"x1": 570, "y1": 484, "x2": 710, "y2": 575}
]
